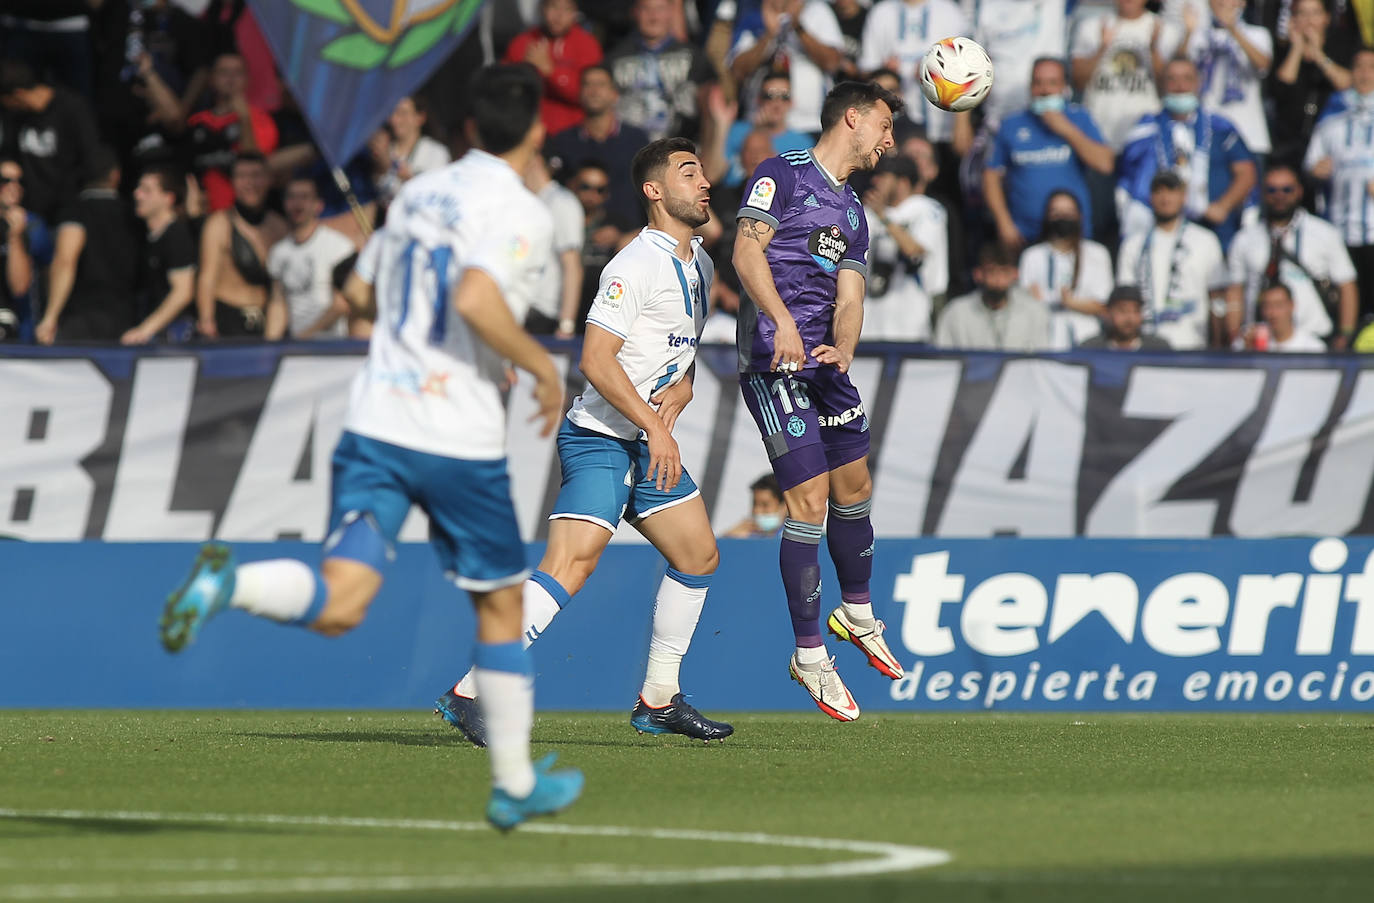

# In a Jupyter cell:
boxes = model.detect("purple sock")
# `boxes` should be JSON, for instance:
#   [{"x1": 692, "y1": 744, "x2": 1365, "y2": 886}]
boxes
[
  {"x1": 827, "y1": 499, "x2": 874, "y2": 604},
  {"x1": 780, "y1": 519, "x2": 824, "y2": 646}
]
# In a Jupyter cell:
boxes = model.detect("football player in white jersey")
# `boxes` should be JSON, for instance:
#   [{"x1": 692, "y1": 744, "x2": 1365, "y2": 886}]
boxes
[
  {"x1": 436, "y1": 138, "x2": 734, "y2": 745},
  {"x1": 158, "y1": 64, "x2": 583, "y2": 831}
]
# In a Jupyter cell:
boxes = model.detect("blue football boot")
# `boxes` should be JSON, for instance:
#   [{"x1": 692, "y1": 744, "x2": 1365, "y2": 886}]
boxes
[
  {"x1": 434, "y1": 689, "x2": 487, "y2": 748},
  {"x1": 630, "y1": 693, "x2": 733, "y2": 743},
  {"x1": 486, "y1": 753, "x2": 584, "y2": 831},
  {"x1": 159, "y1": 543, "x2": 236, "y2": 653}
]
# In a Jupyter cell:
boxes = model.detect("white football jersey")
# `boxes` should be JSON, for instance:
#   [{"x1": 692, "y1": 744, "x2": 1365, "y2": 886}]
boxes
[
  {"x1": 568, "y1": 229, "x2": 713, "y2": 441},
  {"x1": 344, "y1": 150, "x2": 554, "y2": 460}
]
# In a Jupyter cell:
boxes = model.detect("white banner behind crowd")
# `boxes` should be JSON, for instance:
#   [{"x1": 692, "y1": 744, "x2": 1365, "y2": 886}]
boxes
[{"x1": 4, "y1": 343, "x2": 1374, "y2": 542}]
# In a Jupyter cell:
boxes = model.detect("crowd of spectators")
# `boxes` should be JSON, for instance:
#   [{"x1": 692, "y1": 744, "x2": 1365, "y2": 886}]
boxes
[{"x1": 3, "y1": 0, "x2": 1374, "y2": 354}]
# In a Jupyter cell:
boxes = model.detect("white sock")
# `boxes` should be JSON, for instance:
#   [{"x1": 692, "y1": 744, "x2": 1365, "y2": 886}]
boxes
[
  {"x1": 796, "y1": 644, "x2": 829, "y2": 667},
  {"x1": 841, "y1": 600, "x2": 875, "y2": 627},
  {"x1": 229, "y1": 560, "x2": 321, "y2": 622},
  {"x1": 452, "y1": 578, "x2": 566, "y2": 699},
  {"x1": 640, "y1": 570, "x2": 708, "y2": 707},
  {"x1": 474, "y1": 667, "x2": 535, "y2": 797},
  {"x1": 521, "y1": 578, "x2": 563, "y2": 648}
]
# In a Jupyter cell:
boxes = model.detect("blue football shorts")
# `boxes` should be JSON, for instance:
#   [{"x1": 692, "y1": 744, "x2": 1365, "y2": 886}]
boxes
[
  {"x1": 326, "y1": 430, "x2": 528, "y2": 591},
  {"x1": 549, "y1": 420, "x2": 700, "y2": 533}
]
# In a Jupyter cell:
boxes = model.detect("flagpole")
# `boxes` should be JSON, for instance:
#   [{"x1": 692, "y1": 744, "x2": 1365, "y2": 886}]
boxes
[{"x1": 331, "y1": 166, "x2": 374, "y2": 239}]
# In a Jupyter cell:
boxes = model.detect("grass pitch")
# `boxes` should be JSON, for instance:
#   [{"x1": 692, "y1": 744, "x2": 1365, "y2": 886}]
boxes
[{"x1": 2, "y1": 711, "x2": 1373, "y2": 902}]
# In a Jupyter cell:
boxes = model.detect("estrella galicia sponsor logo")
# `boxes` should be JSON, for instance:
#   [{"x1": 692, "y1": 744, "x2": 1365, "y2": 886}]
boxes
[
  {"x1": 808, "y1": 224, "x2": 848, "y2": 273},
  {"x1": 819, "y1": 403, "x2": 865, "y2": 427},
  {"x1": 887, "y1": 538, "x2": 1374, "y2": 710},
  {"x1": 847, "y1": 207, "x2": 860, "y2": 230},
  {"x1": 787, "y1": 415, "x2": 807, "y2": 437}
]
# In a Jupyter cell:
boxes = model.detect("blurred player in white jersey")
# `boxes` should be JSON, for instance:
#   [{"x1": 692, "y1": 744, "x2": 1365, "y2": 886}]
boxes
[
  {"x1": 158, "y1": 64, "x2": 583, "y2": 831},
  {"x1": 436, "y1": 138, "x2": 734, "y2": 746}
]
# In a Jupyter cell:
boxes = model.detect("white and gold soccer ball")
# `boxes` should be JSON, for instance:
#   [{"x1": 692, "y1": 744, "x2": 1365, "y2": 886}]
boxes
[{"x1": 918, "y1": 37, "x2": 994, "y2": 113}]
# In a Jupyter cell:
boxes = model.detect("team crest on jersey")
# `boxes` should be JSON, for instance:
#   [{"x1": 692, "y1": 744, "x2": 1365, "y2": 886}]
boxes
[
  {"x1": 847, "y1": 207, "x2": 860, "y2": 230},
  {"x1": 787, "y1": 415, "x2": 807, "y2": 438},
  {"x1": 747, "y1": 177, "x2": 777, "y2": 210},
  {"x1": 807, "y1": 224, "x2": 849, "y2": 273}
]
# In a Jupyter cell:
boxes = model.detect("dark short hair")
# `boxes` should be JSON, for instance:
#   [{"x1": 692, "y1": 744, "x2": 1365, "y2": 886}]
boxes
[
  {"x1": 1106, "y1": 285, "x2": 1144, "y2": 307},
  {"x1": 875, "y1": 154, "x2": 919, "y2": 183},
  {"x1": 1263, "y1": 163, "x2": 1302, "y2": 184},
  {"x1": 1150, "y1": 170, "x2": 1184, "y2": 192},
  {"x1": 142, "y1": 165, "x2": 186, "y2": 207},
  {"x1": 820, "y1": 81, "x2": 905, "y2": 133},
  {"x1": 399, "y1": 94, "x2": 429, "y2": 117},
  {"x1": 286, "y1": 173, "x2": 320, "y2": 194},
  {"x1": 978, "y1": 241, "x2": 1019, "y2": 269},
  {"x1": 467, "y1": 63, "x2": 543, "y2": 155},
  {"x1": 750, "y1": 473, "x2": 782, "y2": 501},
  {"x1": 232, "y1": 151, "x2": 268, "y2": 172},
  {"x1": 866, "y1": 67, "x2": 902, "y2": 85},
  {"x1": 1259, "y1": 280, "x2": 1294, "y2": 303},
  {"x1": 85, "y1": 145, "x2": 119, "y2": 186},
  {"x1": 581, "y1": 63, "x2": 614, "y2": 84},
  {"x1": 631, "y1": 137, "x2": 697, "y2": 213},
  {"x1": 0, "y1": 59, "x2": 39, "y2": 95}
]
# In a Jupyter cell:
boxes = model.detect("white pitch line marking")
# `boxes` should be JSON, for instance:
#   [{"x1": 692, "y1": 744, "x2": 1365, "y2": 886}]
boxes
[{"x1": 0, "y1": 808, "x2": 951, "y2": 899}]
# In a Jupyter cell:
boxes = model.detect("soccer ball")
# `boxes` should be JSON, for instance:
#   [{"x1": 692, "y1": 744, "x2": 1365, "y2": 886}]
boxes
[{"x1": 919, "y1": 37, "x2": 994, "y2": 113}]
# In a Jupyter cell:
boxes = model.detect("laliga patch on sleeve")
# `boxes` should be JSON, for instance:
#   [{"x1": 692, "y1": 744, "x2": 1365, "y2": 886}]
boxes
[
  {"x1": 746, "y1": 177, "x2": 777, "y2": 210},
  {"x1": 598, "y1": 277, "x2": 627, "y2": 310}
]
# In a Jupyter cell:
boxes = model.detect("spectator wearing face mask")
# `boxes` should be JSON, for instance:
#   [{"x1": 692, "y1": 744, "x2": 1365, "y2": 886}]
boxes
[
  {"x1": 1117, "y1": 57, "x2": 1256, "y2": 250},
  {"x1": 723, "y1": 473, "x2": 789, "y2": 537},
  {"x1": 984, "y1": 57, "x2": 1114, "y2": 251},
  {"x1": 935, "y1": 241, "x2": 1050, "y2": 351},
  {"x1": 1018, "y1": 190, "x2": 1114, "y2": 350}
]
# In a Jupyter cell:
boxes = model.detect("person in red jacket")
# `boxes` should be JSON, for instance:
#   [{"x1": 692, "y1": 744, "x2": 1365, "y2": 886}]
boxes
[{"x1": 504, "y1": 0, "x2": 604, "y2": 136}]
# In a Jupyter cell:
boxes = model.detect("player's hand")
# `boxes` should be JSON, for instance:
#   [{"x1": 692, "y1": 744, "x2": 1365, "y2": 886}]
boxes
[
  {"x1": 121, "y1": 325, "x2": 153, "y2": 345},
  {"x1": 1201, "y1": 201, "x2": 1229, "y2": 225},
  {"x1": 197, "y1": 317, "x2": 219, "y2": 340},
  {"x1": 1310, "y1": 157, "x2": 1333, "y2": 180},
  {"x1": 35, "y1": 317, "x2": 57, "y2": 346},
  {"x1": 501, "y1": 364, "x2": 518, "y2": 391},
  {"x1": 529, "y1": 370, "x2": 564, "y2": 438},
  {"x1": 650, "y1": 376, "x2": 693, "y2": 433},
  {"x1": 646, "y1": 426, "x2": 682, "y2": 491},
  {"x1": 811, "y1": 344, "x2": 852, "y2": 374},
  {"x1": 770, "y1": 317, "x2": 806, "y2": 372}
]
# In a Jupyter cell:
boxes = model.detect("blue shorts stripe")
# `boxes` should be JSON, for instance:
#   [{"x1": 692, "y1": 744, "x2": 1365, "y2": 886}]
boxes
[{"x1": 665, "y1": 567, "x2": 712, "y2": 589}]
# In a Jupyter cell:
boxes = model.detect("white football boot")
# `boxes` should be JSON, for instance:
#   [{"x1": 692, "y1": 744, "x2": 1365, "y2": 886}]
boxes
[
  {"x1": 788, "y1": 654, "x2": 861, "y2": 722},
  {"x1": 827, "y1": 607, "x2": 905, "y2": 679}
]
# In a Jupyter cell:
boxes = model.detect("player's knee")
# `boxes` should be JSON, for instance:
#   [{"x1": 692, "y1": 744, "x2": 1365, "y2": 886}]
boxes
[
  {"x1": 312, "y1": 597, "x2": 369, "y2": 636},
  {"x1": 832, "y1": 479, "x2": 872, "y2": 508},
  {"x1": 676, "y1": 542, "x2": 718, "y2": 577},
  {"x1": 788, "y1": 491, "x2": 829, "y2": 525}
]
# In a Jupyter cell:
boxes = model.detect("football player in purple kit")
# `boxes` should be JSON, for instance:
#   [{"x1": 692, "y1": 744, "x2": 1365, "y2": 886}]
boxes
[{"x1": 733, "y1": 80, "x2": 906, "y2": 722}]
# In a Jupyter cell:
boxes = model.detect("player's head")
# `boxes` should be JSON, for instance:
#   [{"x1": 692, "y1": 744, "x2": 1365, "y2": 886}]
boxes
[
  {"x1": 819, "y1": 81, "x2": 904, "y2": 172},
  {"x1": 631, "y1": 137, "x2": 711, "y2": 228},
  {"x1": 1354, "y1": 48, "x2": 1374, "y2": 95},
  {"x1": 283, "y1": 175, "x2": 323, "y2": 228},
  {"x1": 466, "y1": 63, "x2": 544, "y2": 157},
  {"x1": 134, "y1": 165, "x2": 184, "y2": 220}
]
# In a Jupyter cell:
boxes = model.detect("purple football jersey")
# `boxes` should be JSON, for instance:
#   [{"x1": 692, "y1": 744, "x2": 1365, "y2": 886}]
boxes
[{"x1": 735, "y1": 150, "x2": 869, "y2": 373}]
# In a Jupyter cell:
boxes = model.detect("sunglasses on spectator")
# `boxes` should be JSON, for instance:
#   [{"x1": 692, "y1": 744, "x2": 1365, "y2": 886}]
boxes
[
  {"x1": 576, "y1": 182, "x2": 609, "y2": 193},
  {"x1": 0, "y1": 175, "x2": 18, "y2": 185},
  {"x1": 1264, "y1": 184, "x2": 1297, "y2": 194},
  {"x1": 762, "y1": 91, "x2": 791, "y2": 101}
]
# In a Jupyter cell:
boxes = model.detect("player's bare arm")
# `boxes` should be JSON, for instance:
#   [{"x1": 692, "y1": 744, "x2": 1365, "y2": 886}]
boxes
[
  {"x1": 812, "y1": 268, "x2": 865, "y2": 374},
  {"x1": 581, "y1": 323, "x2": 683, "y2": 491},
  {"x1": 453, "y1": 268, "x2": 564, "y2": 437},
  {"x1": 734, "y1": 214, "x2": 806, "y2": 371}
]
